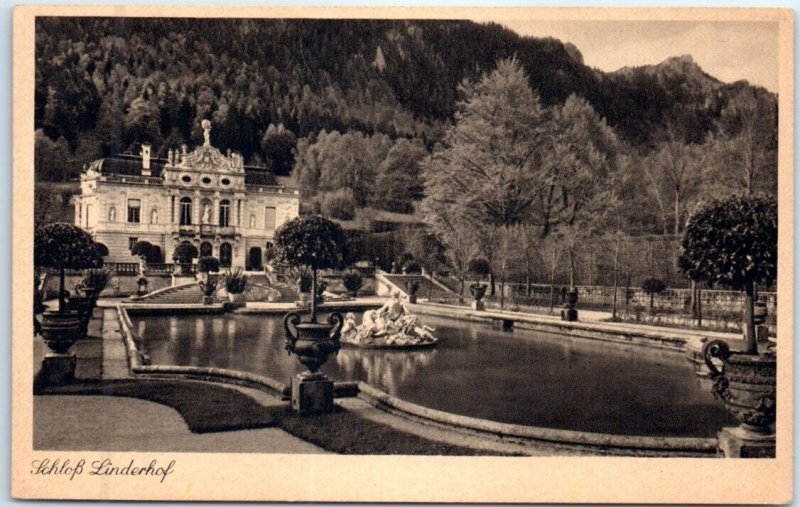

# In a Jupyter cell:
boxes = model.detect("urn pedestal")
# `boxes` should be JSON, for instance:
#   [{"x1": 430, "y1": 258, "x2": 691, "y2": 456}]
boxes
[
  {"x1": 703, "y1": 340, "x2": 776, "y2": 458},
  {"x1": 561, "y1": 288, "x2": 579, "y2": 321},
  {"x1": 284, "y1": 312, "x2": 343, "y2": 415},
  {"x1": 291, "y1": 373, "x2": 334, "y2": 415},
  {"x1": 37, "y1": 311, "x2": 83, "y2": 386}
]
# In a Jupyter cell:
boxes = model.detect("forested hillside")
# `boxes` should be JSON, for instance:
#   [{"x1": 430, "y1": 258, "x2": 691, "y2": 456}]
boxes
[{"x1": 35, "y1": 17, "x2": 778, "y2": 236}]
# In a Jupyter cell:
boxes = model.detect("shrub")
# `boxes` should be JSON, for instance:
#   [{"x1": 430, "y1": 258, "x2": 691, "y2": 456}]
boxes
[
  {"x1": 220, "y1": 268, "x2": 248, "y2": 294},
  {"x1": 131, "y1": 241, "x2": 162, "y2": 264},
  {"x1": 641, "y1": 278, "x2": 667, "y2": 311},
  {"x1": 274, "y1": 215, "x2": 346, "y2": 320},
  {"x1": 35, "y1": 223, "x2": 103, "y2": 312},
  {"x1": 79, "y1": 268, "x2": 114, "y2": 294},
  {"x1": 172, "y1": 242, "x2": 199, "y2": 264},
  {"x1": 468, "y1": 258, "x2": 492, "y2": 277},
  {"x1": 197, "y1": 256, "x2": 220, "y2": 273},
  {"x1": 641, "y1": 278, "x2": 667, "y2": 294},
  {"x1": 94, "y1": 243, "x2": 109, "y2": 257},
  {"x1": 342, "y1": 271, "x2": 363, "y2": 293},
  {"x1": 679, "y1": 194, "x2": 777, "y2": 353},
  {"x1": 320, "y1": 188, "x2": 357, "y2": 221},
  {"x1": 403, "y1": 260, "x2": 422, "y2": 274}
]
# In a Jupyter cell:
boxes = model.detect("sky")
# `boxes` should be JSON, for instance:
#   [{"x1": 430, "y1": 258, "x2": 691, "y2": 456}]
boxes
[{"x1": 497, "y1": 20, "x2": 779, "y2": 92}]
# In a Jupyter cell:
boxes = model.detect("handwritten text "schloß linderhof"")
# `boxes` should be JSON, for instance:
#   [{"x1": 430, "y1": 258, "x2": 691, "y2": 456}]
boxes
[{"x1": 31, "y1": 458, "x2": 176, "y2": 483}]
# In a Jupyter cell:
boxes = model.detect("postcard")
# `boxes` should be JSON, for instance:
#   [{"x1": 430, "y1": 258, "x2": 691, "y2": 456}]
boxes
[{"x1": 12, "y1": 5, "x2": 793, "y2": 503}]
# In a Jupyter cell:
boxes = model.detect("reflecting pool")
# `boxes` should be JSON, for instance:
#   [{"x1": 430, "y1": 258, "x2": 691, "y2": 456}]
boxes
[{"x1": 132, "y1": 313, "x2": 736, "y2": 437}]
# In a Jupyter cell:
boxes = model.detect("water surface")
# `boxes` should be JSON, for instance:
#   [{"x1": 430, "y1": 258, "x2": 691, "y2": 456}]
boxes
[{"x1": 132, "y1": 313, "x2": 736, "y2": 437}]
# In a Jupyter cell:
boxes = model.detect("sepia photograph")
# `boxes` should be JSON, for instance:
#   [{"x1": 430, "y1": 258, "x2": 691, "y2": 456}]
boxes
[{"x1": 12, "y1": 5, "x2": 793, "y2": 503}]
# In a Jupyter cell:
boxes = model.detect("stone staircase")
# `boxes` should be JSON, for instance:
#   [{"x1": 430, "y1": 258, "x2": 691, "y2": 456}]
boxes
[
  {"x1": 131, "y1": 283, "x2": 207, "y2": 304},
  {"x1": 381, "y1": 274, "x2": 455, "y2": 301}
]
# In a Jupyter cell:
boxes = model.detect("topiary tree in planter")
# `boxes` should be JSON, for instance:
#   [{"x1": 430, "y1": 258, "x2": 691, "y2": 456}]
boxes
[
  {"x1": 468, "y1": 258, "x2": 491, "y2": 299},
  {"x1": 403, "y1": 260, "x2": 422, "y2": 275},
  {"x1": 342, "y1": 271, "x2": 363, "y2": 298},
  {"x1": 34, "y1": 223, "x2": 104, "y2": 314},
  {"x1": 274, "y1": 215, "x2": 347, "y2": 414},
  {"x1": 34, "y1": 223, "x2": 104, "y2": 383},
  {"x1": 679, "y1": 194, "x2": 777, "y2": 354},
  {"x1": 641, "y1": 278, "x2": 667, "y2": 313},
  {"x1": 172, "y1": 242, "x2": 199, "y2": 274},
  {"x1": 197, "y1": 255, "x2": 220, "y2": 284},
  {"x1": 680, "y1": 194, "x2": 778, "y2": 445}
]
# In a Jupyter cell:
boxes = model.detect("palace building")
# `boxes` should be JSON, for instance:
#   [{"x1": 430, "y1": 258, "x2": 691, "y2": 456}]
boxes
[{"x1": 74, "y1": 121, "x2": 300, "y2": 270}]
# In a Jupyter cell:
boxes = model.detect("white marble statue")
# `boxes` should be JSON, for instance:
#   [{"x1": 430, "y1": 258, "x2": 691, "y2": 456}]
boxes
[
  {"x1": 342, "y1": 292, "x2": 436, "y2": 347},
  {"x1": 201, "y1": 119, "x2": 212, "y2": 146}
]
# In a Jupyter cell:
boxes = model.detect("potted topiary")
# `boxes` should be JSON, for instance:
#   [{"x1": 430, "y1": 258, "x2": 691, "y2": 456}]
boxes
[
  {"x1": 274, "y1": 215, "x2": 346, "y2": 414},
  {"x1": 342, "y1": 271, "x2": 363, "y2": 298},
  {"x1": 200, "y1": 279, "x2": 218, "y2": 305},
  {"x1": 197, "y1": 255, "x2": 220, "y2": 284},
  {"x1": 403, "y1": 260, "x2": 422, "y2": 275},
  {"x1": 468, "y1": 258, "x2": 491, "y2": 310},
  {"x1": 220, "y1": 268, "x2": 248, "y2": 305},
  {"x1": 681, "y1": 194, "x2": 778, "y2": 455},
  {"x1": 34, "y1": 223, "x2": 103, "y2": 382},
  {"x1": 641, "y1": 278, "x2": 667, "y2": 314},
  {"x1": 405, "y1": 280, "x2": 420, "y2": 304}
]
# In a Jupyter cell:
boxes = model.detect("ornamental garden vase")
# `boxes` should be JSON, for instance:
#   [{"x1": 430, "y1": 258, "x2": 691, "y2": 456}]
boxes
[
  {"x1": 284, "y1": 312, "x2": 343, "y2": 373},
  {"x1": 40, "y1": 310, "x2": 83, "y2": 354},
  {"x1": 703, "y1": 340, "x2": 776, "y2": 434}
]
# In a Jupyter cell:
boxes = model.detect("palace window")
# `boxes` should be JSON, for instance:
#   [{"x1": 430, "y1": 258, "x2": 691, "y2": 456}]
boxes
[
  {"x1": 219, "y1": 199, "x2": 231, "y2": 227},
  {"x1": 127, "y1": 199, "x2": 141, "y2": 223},
  {"x1": 264, "y1": 206, "x2": 276, "y2": 230},
  {"x1": 180, "y1": 197, "x2": 192, "y2": 225},
  {"x1": 128, "y1": 237, "x2": 138, "y2": 251}
]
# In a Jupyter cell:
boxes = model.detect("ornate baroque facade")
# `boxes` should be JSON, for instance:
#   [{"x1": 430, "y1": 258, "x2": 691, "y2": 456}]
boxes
[{"x1": 74, "y1": 122, "x2": 300, "y2": 270}]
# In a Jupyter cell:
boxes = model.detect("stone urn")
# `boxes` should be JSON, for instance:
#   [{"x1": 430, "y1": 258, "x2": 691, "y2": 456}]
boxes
[
  {"x1": 470, "y1": 284, "x2": 487, "y2": 301},
  {"x1": 561, "y1": 288, "x2": 579, "y2": 321},
  {"x1": 283, "y1": 311, "x2": 344, "y2": 415},
  {"x1": 703, "y1": 339, "x2": 776, "y2": 457},
  {"x1": 283, "y1": 311, "x2": 343, "y2": 374},
  {"x1": 703, "y1": 340, "x2": 776, "y2": 432},
  {"x1": 470, "y1": 284, "x2": 487, "y2": 311},
  {"x1": 39, "y1": 310, "x2": 83, "y2": 354}
]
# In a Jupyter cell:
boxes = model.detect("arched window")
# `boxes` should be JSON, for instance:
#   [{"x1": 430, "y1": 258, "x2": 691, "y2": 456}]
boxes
[
  {"x1": 180, "y1": 197, "x2": 192, "y2": 225},
  {"x1": 108, "y1": 207, "x2": 116, "y2": 223},
  {"x1": 200, "y1": 241, "x2": 213, "y2": 257},
  {"x1": 219, "y1": 199, "x2": 230, "y2": 227}
]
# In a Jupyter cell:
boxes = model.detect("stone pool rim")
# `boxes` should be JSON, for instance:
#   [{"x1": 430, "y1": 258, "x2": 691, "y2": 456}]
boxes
[{"x1": 116, "y1": 303, "x2": 721, "y2": 456}]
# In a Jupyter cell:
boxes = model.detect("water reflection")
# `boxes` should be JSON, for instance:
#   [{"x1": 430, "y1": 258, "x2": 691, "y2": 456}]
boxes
[
  {"x1": 133, "y1": 313, "x2": 737, "y2": 437},
  {"x1": 335, "y1": 349, "x2": 437, "y2": 396}
]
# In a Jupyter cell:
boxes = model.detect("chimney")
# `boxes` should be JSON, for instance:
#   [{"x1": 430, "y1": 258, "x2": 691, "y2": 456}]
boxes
[{"x1": 141, "y1": 144, "x2": 151, "y2": 176}]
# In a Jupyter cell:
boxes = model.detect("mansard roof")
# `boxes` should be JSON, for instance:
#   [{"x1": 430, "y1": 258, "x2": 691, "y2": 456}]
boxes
[{"x1": 86, "y1": 153, "x2": 279, "y2": 187}]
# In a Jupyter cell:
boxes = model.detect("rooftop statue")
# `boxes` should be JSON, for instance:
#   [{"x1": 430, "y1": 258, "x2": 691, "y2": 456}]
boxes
[{"x1": 201, "y1": 119, "x2": 212, "y2": 147}]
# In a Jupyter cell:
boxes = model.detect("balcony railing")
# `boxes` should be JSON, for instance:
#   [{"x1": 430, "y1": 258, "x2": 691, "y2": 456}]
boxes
[
  {"x1": 101, "y1": 174, "x2": 164, "y2": 186},
  {"x1": 178, "y1": 224, "x2": 239, "y2": 237}
]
